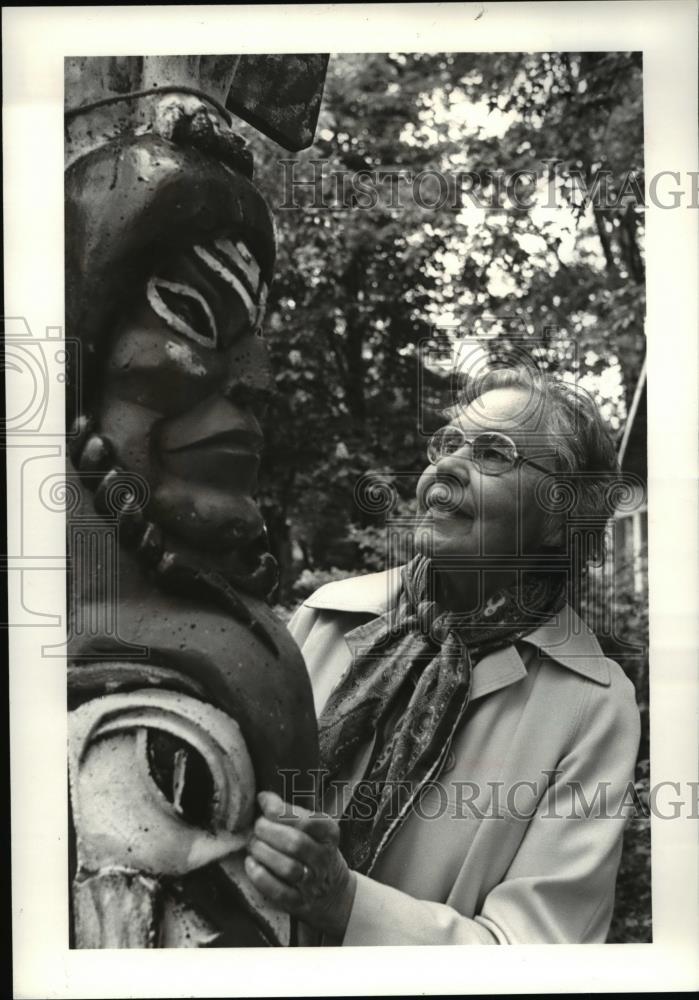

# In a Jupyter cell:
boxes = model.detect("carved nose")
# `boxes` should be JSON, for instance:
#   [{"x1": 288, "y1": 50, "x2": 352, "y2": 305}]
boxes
[{"x1": 222, "y1": 333, "x2": 274, "y2": 412}]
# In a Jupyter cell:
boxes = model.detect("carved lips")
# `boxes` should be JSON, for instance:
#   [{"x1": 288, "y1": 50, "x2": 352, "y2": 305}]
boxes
[{"x1": 158, "y1": 397, "x2": 264, "y2": 492}]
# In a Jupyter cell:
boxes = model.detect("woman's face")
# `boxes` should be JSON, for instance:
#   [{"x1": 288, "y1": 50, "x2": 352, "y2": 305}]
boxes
[{"x1": 416, "y1": 386, "x2": 561, "y2": 571}]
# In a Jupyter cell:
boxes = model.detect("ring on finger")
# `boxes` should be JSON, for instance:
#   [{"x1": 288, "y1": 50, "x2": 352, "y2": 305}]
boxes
[{"x1": 299, "y1": 863, "x2": 312, "y2": 884}]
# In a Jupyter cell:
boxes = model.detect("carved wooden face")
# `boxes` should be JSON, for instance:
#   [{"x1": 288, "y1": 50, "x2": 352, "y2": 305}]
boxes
[
  {"x1": 98, "y1": 220, "x2": 273, "y2": 574},
  {"x1": 66, "y1": 128, "x2": 277, "y2": 581},
  {"x1": 64, "y1": 53, "x2": 329, "y2": 579}
]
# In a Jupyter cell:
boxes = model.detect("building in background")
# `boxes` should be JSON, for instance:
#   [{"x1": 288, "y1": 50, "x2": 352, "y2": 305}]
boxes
[{"x1": 614, "y1": 359, "x2": 648, "y2": 594}]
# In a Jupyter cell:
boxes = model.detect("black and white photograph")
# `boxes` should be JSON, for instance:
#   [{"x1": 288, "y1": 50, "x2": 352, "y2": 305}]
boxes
[{"x1": 4, "y1": 3, "x2": 698, "y2": 997}]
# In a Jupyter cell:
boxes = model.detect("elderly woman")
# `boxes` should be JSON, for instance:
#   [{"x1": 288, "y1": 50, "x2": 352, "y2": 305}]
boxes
[{"x1": 244, "y1": 366, "x2": 641, "y2": 945}]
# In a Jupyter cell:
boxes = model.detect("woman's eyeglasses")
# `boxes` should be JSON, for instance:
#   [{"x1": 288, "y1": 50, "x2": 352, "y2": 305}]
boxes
[{"x1": 427, "y1": 426, "x2": 552, "y2": 477}]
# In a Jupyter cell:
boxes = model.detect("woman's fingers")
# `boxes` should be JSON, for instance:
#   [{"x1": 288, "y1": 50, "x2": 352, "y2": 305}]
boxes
[
  {"x1": 251, "y1": 793, "x2": 343, "y2": 899},
  {"x1": 257, "y1": 791, "x2": 340, "y2": 845},
  {"x1": 297, "y1": 815, "x2": 341, "y2": 845},
  {"x1": 257, "y1": 790, "x2": 307, "y2": 821},
  {"x1": 253, "y1": 815, "x2": 323, "y2": 869},
  {"x1": 246, "y1": 791, "x2": 357, "y2": 937},
  {"x1": 244, "y1": 856, "x2": 301, "y2": 908},
  {"x1": 248, "y1": 836, "x2": 306, "y2": 885}
]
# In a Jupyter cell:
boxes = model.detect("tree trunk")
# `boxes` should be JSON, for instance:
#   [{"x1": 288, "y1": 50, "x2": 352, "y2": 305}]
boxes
[
  {"x1": 342, "y1": 255, "x2": 367, "y2": 426},
  {"x1": 593, "y1": 208, "x2": 619, "y2": 278}
]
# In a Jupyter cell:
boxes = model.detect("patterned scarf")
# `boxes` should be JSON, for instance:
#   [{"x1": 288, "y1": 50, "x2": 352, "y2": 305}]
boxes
[{"x1": 317, "y1": 555, "x2": 566, "y2": 875}]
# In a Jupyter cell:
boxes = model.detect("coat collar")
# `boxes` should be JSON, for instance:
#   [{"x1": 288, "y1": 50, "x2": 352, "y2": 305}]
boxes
[{"x1": 304, "y1": 568, "x2": 611, "y2": 695}]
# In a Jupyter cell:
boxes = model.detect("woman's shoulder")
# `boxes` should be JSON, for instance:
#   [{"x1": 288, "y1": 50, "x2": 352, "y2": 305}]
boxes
[
  {"x1": 301, "y1": 566, "x2": 404, "y2": 615},
  {"x1": 523, "y1": 604, "x2": 640, "y2": 743},
  {"x1": 285, "y1": 567, "x2": 400, "y2": 650},
  {"x1": 519, "y1": 603, "x2": 641, "y2": 739},
  {"x1": 523, "y1": 604, "x2": 633, "y2": 685}
]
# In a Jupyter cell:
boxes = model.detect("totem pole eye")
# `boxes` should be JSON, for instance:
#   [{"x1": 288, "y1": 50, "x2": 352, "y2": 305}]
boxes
[
  {"x1": 147, "y1": 729, "x2": 215, "y2": 829},
  {"x1": 147, "y1": 277, "x2": 220, "y2": 349},
  {"x1": 68, "y1": 689, "x2": 257, "y2": 876}
]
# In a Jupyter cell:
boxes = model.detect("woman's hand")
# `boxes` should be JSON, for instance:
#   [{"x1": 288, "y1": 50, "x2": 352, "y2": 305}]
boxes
[{"x1": 244, "y1": 790, "x2": 357, "y2": 940}]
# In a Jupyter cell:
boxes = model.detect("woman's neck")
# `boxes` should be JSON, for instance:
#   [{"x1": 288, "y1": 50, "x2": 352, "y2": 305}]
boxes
[{"x1": 434, "y1": 567, "x2": 517, "y2": 614}]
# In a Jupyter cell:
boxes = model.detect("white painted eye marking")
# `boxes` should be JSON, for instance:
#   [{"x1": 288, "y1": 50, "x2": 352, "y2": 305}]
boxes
[
  {"x1": 213, "y1": 237, "x2": 261, "y2": 289},
  {"x1": 164, "y1": 340, "x2": 207, "y2": 375},
  {"x1": 193, "y1": 244, "x2": 257, "y2": 327},
  {"x1": 147, "y1": 277, "x2": 219, "y2": 349},
  {"x1": 256, "y1": 281, "x2": 268, "y2": 327}
]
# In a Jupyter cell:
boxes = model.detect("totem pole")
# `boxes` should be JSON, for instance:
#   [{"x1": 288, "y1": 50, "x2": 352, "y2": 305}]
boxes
[{"x1": 64, "y1": 55, "x2": 328, "y2": 948}]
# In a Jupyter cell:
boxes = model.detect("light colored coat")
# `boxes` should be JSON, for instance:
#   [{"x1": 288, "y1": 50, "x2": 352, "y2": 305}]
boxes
[{"x1": 288, "y1": 567, "x2": 641, "y2": 945}]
